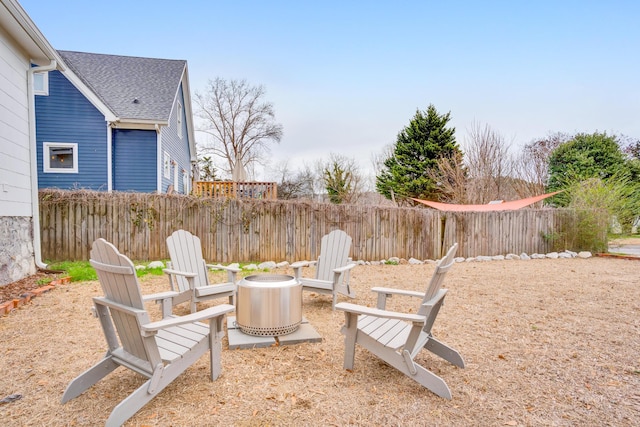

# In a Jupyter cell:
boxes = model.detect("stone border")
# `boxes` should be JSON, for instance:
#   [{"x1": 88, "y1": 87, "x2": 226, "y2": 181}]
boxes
[{"x1": 0, "y1": 276, "x2": 71, "y2": 317}]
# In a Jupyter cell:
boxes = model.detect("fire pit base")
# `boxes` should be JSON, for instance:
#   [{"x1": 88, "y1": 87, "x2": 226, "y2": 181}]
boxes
[{"x1": 227, "y1": 316, "x2": 322, "y2": 350}]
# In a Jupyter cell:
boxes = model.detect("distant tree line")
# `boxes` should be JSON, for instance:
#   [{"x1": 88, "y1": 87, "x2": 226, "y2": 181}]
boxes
[{"x1": 192, "y1": 77, "x2": 639, "y2": 233}]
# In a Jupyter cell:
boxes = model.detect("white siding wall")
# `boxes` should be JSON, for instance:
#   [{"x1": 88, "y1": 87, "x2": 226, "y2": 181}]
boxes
[{"x1": 0, "y1": 24, "x2": 32, "y2": 217}]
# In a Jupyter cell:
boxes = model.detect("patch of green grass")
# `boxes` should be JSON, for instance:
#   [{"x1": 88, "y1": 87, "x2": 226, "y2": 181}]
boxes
[
  {"x1": 136, "y1": 265, "x2": 166, "y2": 277},
  {"x1": 47, "y1": 261, "x2": 97, "y2": 282},
  {"x1": 47, "y1": 260, "x2": 170, "y2": 281}
]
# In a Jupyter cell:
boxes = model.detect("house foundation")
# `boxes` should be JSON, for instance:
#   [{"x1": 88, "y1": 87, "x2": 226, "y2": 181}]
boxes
[{"x1": 0, "y1": 217, "x2": 36, "y2": 286}]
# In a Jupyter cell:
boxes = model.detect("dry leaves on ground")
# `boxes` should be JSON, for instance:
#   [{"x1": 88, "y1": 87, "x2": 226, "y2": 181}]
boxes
[{"x1": 1, "y1": 257, "x2": 639, "y2": 426}]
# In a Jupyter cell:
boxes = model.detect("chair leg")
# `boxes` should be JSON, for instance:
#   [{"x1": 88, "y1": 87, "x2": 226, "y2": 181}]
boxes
[
  {"x1": 104, "y1": 379, "x2": 158, "y2": 427},
  {"x1": 61, "y1": 356, "x2": 119, "y2": 403},
  {"x1": 356, "y1": 332, "x2": 454, "y2": 399},
  {"x1": 424, "y1": 337, "x2": 465, "y2": 368},
  {"x1": 208, "y1": 314, "x2": 225, "y2": 380},
  {"x1": 342, "y1": 312, "x2": 358, "y2": 370},
  {"x1": 410, "y1": 363, "x2": 453, "y2": 400}
]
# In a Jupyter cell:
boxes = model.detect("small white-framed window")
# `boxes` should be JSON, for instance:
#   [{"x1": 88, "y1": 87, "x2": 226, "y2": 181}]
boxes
[
  {"x1": 173, "y1": 160, "x2": 179, "y2": 190},
  {"x1": 33, "y1": 72, "x2": 49, "y2": 95},
  {"x1": 43, "y1": 142, "x2": 78, "y2": 173},
  {"x1": 177, "y1": 101, "x2": 183, "y2": 139},
  {"x1": 163, "y1": 152, "x2": 171, "y2": 178},
  {"x1": 182, "y1": 169, "x2": 189, "y2": 194}
]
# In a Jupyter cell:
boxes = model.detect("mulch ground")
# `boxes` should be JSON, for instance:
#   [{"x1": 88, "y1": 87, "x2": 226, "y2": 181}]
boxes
[{"x1": 1, "y1": 257, "x2": 639, "y2": 426}]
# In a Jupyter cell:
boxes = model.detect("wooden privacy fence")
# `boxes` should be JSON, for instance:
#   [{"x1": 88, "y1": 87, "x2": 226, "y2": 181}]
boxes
[{"x1": 39, "y1": 190, "x2": 582, "y2": 263}]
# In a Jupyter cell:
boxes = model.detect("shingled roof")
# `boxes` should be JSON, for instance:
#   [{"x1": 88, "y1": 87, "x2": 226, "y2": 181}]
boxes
[{"x1": 58, "y1": 50, "x2": 186, "y2": 122}]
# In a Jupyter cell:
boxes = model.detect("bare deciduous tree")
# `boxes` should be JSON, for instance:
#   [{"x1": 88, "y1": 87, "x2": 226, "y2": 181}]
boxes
[
  {"x1": 463, "y1": 122, "x2": 514, "y2": 204},
  {"x1": 512, "y1": 132, "x2": 569, "y2": 198},
  {"x1": 270, "y1": 160, "x2": 317, "y2": 200},
  {"x1": 426, "y1": 151, "x2": 468, "y2": 203},
  {"x1": 194, "y1": 78, "x2": 283, "y2": 178}
]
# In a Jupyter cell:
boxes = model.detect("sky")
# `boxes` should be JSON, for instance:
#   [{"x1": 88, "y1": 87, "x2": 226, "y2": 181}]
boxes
[{"x1": 18, "y1": 0, "x2": 640, "y2": 182}]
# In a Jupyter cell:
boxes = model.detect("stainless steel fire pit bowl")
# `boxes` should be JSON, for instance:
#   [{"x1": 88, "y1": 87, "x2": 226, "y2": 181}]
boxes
[{"x1": 235, "y1": 274, "x2": 302, "y2": 336}]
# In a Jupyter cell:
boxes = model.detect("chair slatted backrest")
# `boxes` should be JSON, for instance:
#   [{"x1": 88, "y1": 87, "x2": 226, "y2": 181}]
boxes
[
  {"x1": 90, "y1": 238, "x2": 157, "y2": 364},
  {"x1": 417, "y1": 243, "x2": 458, "y2": 316},
  {"x1": 316, "y1": 230, "x2": 352, "y2": 281},
  {"x1": 166, "y1": 230, "x2": 209, "y2": 292}
]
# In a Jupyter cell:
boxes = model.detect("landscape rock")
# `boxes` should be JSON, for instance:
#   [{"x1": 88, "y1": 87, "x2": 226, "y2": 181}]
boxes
[
  {"x1": 258, "y1": 261, "x2": 277, "y2": 270},
  {"x1": 147, "y1": 261, "x2": 164, "y2": 269},
  {"x1": 243, "y1": 264, "x2": 258, "y2": 270},
  {"x1": 578, "y1": 251, "x2": 592, "y2": 258},
  {"x1": 276, "y1": 261, "x2": 289, "y2": 268},
  {"x1": 546, "y1": 252, "x2": 559, "y2": 259},
  {"x1": 505, "y1": 254, "x2": 520, "y2": 260},
  {"x1": 408, "y1": 258, "x2": 423, "y2": 265}
]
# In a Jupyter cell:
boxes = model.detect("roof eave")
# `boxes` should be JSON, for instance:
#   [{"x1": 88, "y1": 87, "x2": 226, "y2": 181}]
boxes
[
  {"x1": 112, "y1": 119, "x2": 169, "y2": 130},
  {"x1": 180, "y1": 64, "x2": 197, "y2": 162},
  {"x1": 1, "y1": 0, "x2": 65, "y2": 68}
]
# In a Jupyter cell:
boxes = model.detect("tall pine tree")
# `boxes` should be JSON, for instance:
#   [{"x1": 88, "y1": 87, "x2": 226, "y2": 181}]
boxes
[{"x1": 376, "y1": 104, "x2": 460, "y2": 202}]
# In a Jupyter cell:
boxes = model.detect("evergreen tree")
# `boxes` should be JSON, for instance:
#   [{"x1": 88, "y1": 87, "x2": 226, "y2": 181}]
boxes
[{"x1": 376, "y1": 104, "x2": 460, "y2": 202}]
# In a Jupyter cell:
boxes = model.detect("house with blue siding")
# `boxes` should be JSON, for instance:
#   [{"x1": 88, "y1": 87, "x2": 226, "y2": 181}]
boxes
[{"x1": 34, "y1": 50, "x2": 196, "y2": 194}]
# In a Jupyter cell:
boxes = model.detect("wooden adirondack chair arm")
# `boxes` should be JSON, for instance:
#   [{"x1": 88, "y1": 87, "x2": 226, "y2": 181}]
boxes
[
  {"x1": 371, "y1": 287, "x2": 425, "y2": 298},
  {"x1": 333, "y1": 263, "x2": 356, "y2": 274},
  {"x1": 421, "y1": 289, "x2": 448, "y2": 308},
  {"x1": 292, "y1": 260, "x2": 317, "y2": 280},
  {"x1": 335, "y1": 302, "x2": 426, "y2": 324},
  {"x1": 141, "y1": 304, "x2": 235, "y2": 334},
  {"x1": 290, "y1": 260, "x2": 313, "y2": 269},
  {"x1": 206, "y1": 264, "x2": 241, "y2": 273},
  {"x1": 93, "y1": 297, "x2": 147, "y2": 316},
  {"x1": 163, "y1": 268, "x2": 197, "y2": 278},
  {"x1": 371, "y1": 287, "x2": 424, "y2": 309},
  {"x1": 142, "y1": 291, "x2": 181, "y2": 303}
]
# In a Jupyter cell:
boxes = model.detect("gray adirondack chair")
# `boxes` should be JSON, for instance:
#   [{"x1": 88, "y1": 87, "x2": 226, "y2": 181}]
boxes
[
  {"x1": 61, "y1": 238, "x2": 234, "y2": 427},
  {"x1": 291, "y1": 229, "x2": 356, "y2": 309},
  {"x1": 164, "y1": 229, "x2": 239, "y2": 313},
  {"x1": 335, "y1": 243, "x2": 464, "y2": 399}
]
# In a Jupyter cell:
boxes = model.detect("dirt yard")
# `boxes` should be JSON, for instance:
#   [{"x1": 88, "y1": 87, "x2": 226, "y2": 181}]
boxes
[{"x1": 1, "y1": 256, "x2": 639, "y2": 426}]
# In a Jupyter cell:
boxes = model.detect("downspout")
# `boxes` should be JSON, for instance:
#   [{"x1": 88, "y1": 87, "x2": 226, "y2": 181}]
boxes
[
  {"x1": 156, "y1": 123, "x2": 162, "y2": 194},
  {"x1": 28, "y1": 60, "x2": 58, "y2": 269},
  {"x1": 107, "y1": 122, "x2": 112, "y2": 191}
]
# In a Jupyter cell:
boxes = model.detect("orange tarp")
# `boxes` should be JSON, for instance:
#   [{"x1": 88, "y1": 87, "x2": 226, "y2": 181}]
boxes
[{"x1": 411, "y1": 191, "x2": 561, "y2": 212}]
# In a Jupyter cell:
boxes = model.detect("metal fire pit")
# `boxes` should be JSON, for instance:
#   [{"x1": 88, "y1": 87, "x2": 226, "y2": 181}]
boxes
[{"x1": 235, "y1": 274, "x2": 302, "y2": 336}]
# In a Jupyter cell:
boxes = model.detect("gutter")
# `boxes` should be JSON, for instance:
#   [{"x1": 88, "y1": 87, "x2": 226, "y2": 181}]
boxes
[{"x1": 28, "y1": 59, "x2": 58, "y2": 269}]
